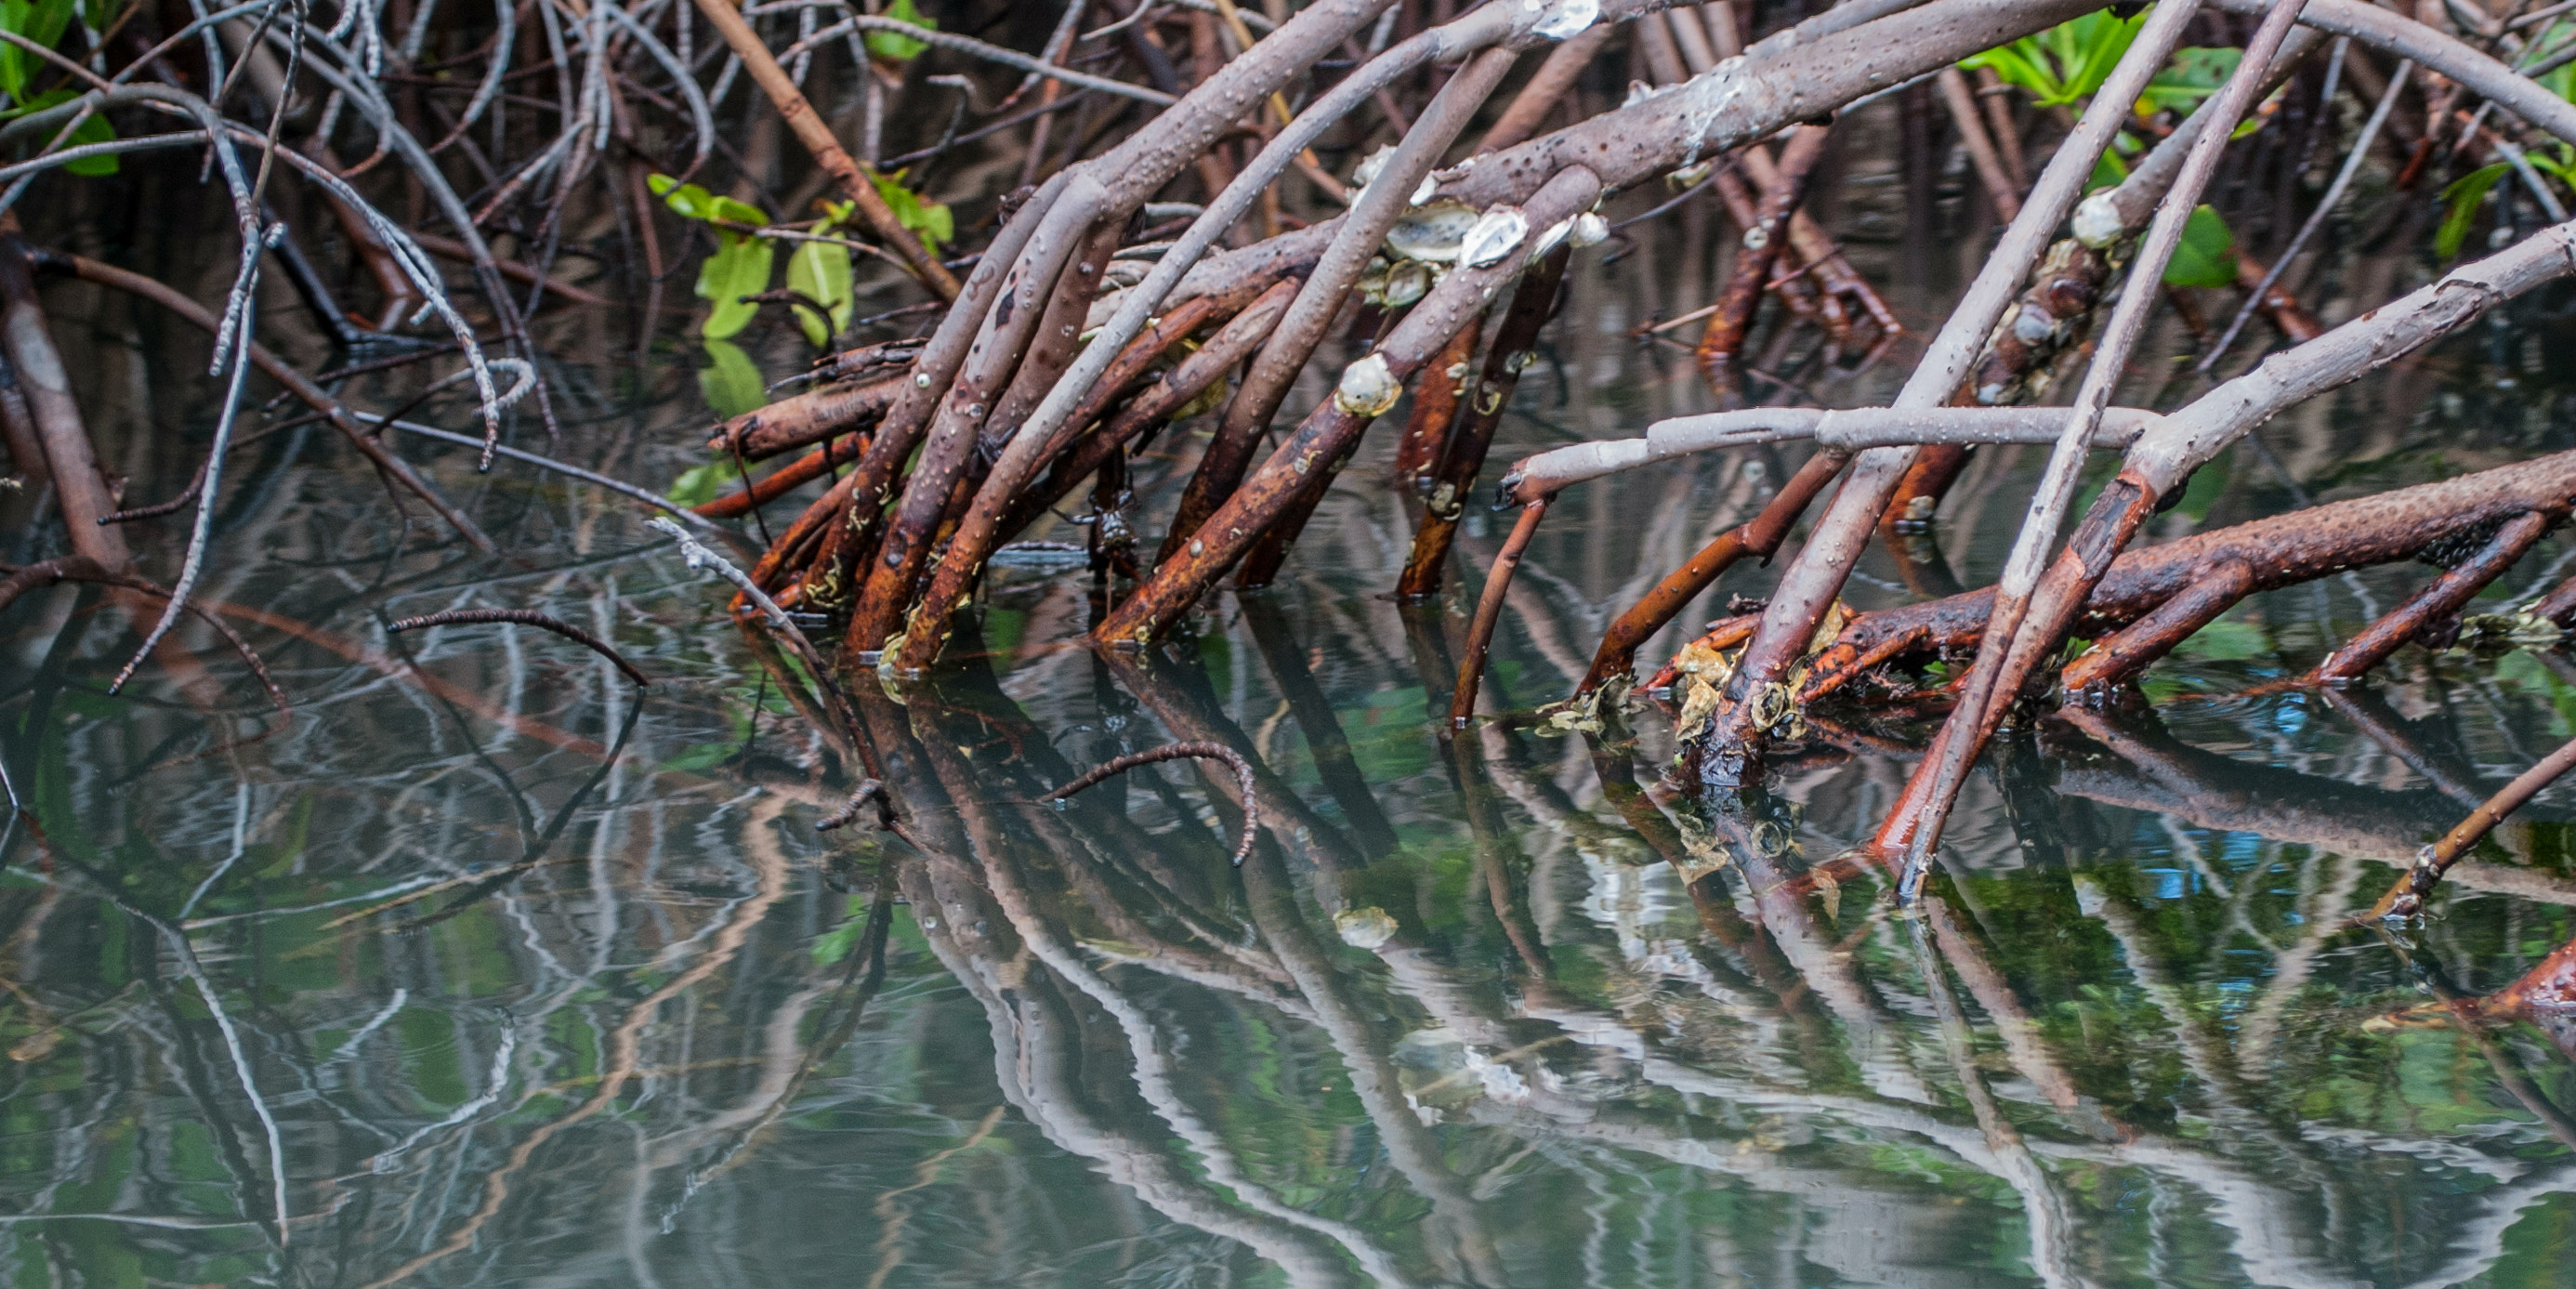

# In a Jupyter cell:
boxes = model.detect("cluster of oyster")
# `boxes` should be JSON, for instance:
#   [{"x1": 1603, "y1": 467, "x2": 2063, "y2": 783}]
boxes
[
  {"x1": 1334, "y1": 151, "x2": 1609, "y2": 419},
  {"x1": 1349, "y1": 151, "x2": 1610, "y2": 314}
]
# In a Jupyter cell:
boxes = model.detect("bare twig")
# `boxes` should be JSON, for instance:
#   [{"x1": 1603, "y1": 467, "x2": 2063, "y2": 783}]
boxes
[
  {"x1": 816, "y1": 779, "x2": 887, "y2": 833},
  {"x1": 2365, "y1": 734, "x2": 2576, "y2": 920},
  {"x1": 648, "y1": 516, "x2": 827, "y2": 677},
  {"x1": 2203, "y1": 57, "x2": 2416, "y2": 372},
  {"x1": 686, "y1": 0, "x2": 960, "y2": 298},
  {"x1": 387, "y1": 608, "x2": 653, "y2": 687},
  {"x1": 1044, "y1": 741, "x2": 1261, "y2": 865}
]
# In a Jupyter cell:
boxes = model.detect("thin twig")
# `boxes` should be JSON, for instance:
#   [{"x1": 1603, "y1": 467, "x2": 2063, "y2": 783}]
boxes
[
  {"x1": 0, "y1": 558, "x2": 290, "y2": 730},
  {"x1": 2203, "y1": 57, "x2": 2415, "y2": 373},
  {"x1": 1044, "y1": 741, "x2": 1261, "y2": 865},
  {"x1": 645, "y1": 516, "x2": 827, "y2": 675},
  {"x1": 108, "y1": 224, "x2": 279, "y2": 696},
  {"x1": 816, "y1": 779, "x2": 887, "y2": 832},
  {"x1": 801, "y1": 14, "x2": 1177, "y2": 104},
  {"x1": 387, "y1": 608, "x2": 652, "y2": 687},
  {"x1": 2364, "y1": 732, "x2": 2576, "y2": 920}
]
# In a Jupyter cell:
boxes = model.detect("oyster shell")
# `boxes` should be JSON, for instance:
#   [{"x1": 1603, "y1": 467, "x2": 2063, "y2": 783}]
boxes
[
  {"x1": 2072, "y1": 191, "x2": 2126, "y2": 248},
  {"x1": 1334, "y1": 353, "x2": 1401, "y2": 417},
  {"x1": 1349, "y1": 143, "x2": 1399, "y2": 192},
  {"x1": 1527, "y1": 216, "x2": 1575, "y2": 263},
  {"x1": 1386, "y1": 200, "x2": 1480, "y2": 262},
  {"x1": 1457, "y1": 205, "x2": 1531, "y2": 268},
  {"x1": 1528, "y1": 0, "x2": 1598, "y2": 40},
  {"x1": 1380, "y1": 259, "x2": 1433, "y2": 307}
]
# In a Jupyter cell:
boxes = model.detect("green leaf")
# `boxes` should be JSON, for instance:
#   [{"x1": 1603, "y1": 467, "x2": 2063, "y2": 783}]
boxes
[
  {"x1": 785, "y1": 238, "x2": 853, "y2": 348},
  {"x1": 2162, "y1": 204, "x2": 2237, "y2": 288},
  {"x1": 0, "y1": 0, "x2": 74, "y2": 103},
  {"x1": 1960, "y1": 45, "x2": 2053, "y2": 102},
  {"x1": 695, "y1": 339, "x2": 768, "y2": 421},
  {"x1": 2437, "y1": 163, "x2": 2512, "y2": 259},
  {"x1": 694, "y1": 233, "x2": 773, "y2": 339},
  {"x1": 1968, "y1": 13, "x2": 2254, "y2": 116},
  {"x1": 2141, "y1": 46, "x2": 2241, "y2": 114},
  {"x1": 2057, "y1": 10, "x2": 2143, "y2": 105},
  {"x1": 650, "y1": 174, "x2": 714, "y2": 220},
  {"x1": 0, "y1": 5, "x2": 27, "y2": 102},
  {"x1": 656, "y1": 174, "x2": 782, "y2": 338},
  {"x1": 708, "y1": 194, "x2": 768, "y2": 228},
  {"x1": 60, "y1": 109, "x2": 112, "y2": 176},
  {"x1": 864, "y1": 0, "x2": 935, "y2": 61},
  {"x1": 651, "y1": 175, "x2": 769, "y2": 230},
  {"x1": 666, "y1": 456, "x2": 744, "y2": 508},
  {"x1": 1966, "y1": 9, "x2": 2146, "y2": 108},
  {"x1": 23, "y1": 0, "x2": 72, "y2": 46},
  {"x1": 868, "y1": 169, "x2": 952, "y2": 252}
]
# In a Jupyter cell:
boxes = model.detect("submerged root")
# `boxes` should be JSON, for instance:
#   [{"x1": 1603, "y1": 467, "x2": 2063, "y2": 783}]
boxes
[{"x1": 1660, "y1": 451, "x2": 2576, "y2": 718}]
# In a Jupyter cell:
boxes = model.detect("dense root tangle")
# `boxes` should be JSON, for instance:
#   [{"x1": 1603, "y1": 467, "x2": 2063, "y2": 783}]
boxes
[
  {"x1": 675, "y1": 0, "x2": 2576, "y2": 880},
  {"x1": 15, "y1": 0, "x2": 2576, "y2": 910}
]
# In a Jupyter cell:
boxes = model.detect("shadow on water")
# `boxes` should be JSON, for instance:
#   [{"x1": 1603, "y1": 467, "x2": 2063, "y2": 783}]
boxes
[{"x1": 7, "y1": 104, "x2": 2576, "y2": 1287}]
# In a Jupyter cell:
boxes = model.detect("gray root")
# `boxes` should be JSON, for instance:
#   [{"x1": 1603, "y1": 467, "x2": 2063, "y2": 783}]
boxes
[{"x1": 1506, "y1": 407, "x2": 2162, "y2": 499}]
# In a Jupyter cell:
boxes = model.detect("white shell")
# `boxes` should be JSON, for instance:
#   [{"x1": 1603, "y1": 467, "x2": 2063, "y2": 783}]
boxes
[
  {"x1": 1334, "y1": 353, "x2": 1401, "y2": 417},
  {"x1": 2072, "y1": 191, "x2": 2126, "y2": 248},
  {"x1": 1386, "y1": 200, "x2": 1480, "y2": 262},
  {"x1": 1458, "y1": 206, "x2": 1530, "y2": 268},
  {"x1": 1334, "y1": 906, "x2": 1398, "y2": 949},
  {"x1": 1349, "y1": 143, "x2": 1398, "y2": 192},
  {"x1": 1568, "y1": 211, "x2": 1609, "y2": 247},
  {"x1": 1530, "y1": 0, "x2": 1598, "y2": 40},
  {"x1": 1528, "y1": 217, "x2": 1574, "y2": 264},
  {"x1": 1381, "y1": 259, "x2": 1432, "y2": 307},
  {"x1": 1347, "y1": 143, "x2": 1440, "y2": 211}
]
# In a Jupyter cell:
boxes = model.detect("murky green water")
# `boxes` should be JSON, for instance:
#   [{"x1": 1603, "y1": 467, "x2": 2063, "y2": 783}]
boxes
[{"x1": 7, "y1": 149, "x2": 2576, "y2": 1287}]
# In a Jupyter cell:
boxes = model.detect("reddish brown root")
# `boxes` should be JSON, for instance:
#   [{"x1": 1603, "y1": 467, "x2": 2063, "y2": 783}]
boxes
[
  {"x1": 1668, "y1": 453, "x2": 2576, "y2": 710},
  {"x1": 1397, "y1": 246, "x2": 1571, "y2": 598},
  {"x1": 711, "y1": 372, "x2": 905, "y2": 462},
  {"x1": 1583, "y1": 451, "x2": 1848, "y2": 698},
  {"x1": 2312, "y1": 511, "x2": 2552, "y2": 683},
  {"x1": 1449, "y1": 497, "x2": 1549, "y2": 728},
  {"x1": 695, "y1": 433, "x2": 869, "y2": 521}
]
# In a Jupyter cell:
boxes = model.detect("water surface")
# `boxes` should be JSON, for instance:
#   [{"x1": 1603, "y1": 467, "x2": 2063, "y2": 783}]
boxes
[{"x1": 5, "y1": 131, "x2": 2576, "y2": 1288}]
